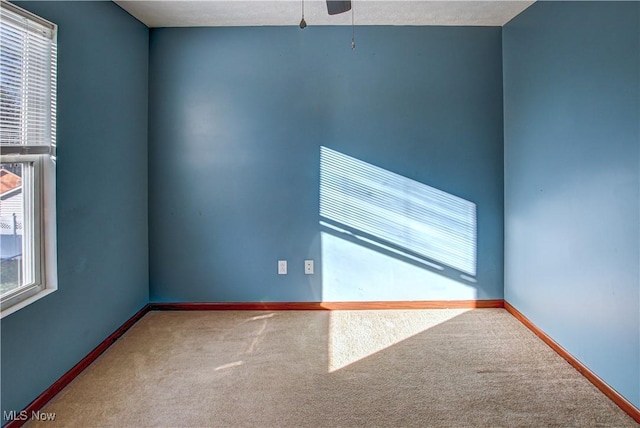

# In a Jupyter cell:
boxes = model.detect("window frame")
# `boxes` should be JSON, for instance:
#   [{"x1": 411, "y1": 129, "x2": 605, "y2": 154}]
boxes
[{"x1": 0, "y1": 0, "x2": 57, "y2": 318}]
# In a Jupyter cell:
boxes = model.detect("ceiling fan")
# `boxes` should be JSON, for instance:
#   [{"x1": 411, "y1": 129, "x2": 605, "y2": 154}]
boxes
[
  {"x1": 326, "y1": 0, "x2": 352, "y2": 15},
  {"x1": 300, "y1": 0, "x2": 355, "y2": 49},
  {"x1": 301, "y1": 0, "x2": 351, "y2": 26}
]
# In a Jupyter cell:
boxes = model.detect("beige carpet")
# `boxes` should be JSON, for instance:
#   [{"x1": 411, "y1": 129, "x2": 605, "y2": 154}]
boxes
[{"x1": 28, "y1": 309, "x2": 637, "y2": 427}]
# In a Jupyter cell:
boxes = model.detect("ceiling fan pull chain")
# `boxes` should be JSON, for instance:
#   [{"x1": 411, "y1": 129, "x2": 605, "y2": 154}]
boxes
[
  {"x1": 351, "y1": 1, "x2": 355, "y2": 49},
  {"x1": 300, "y1": 0, "x2": 307, "y2": 29}
]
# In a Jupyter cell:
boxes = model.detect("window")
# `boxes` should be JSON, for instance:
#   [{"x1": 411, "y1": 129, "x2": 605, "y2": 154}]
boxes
[{"x1": 0, "y1": 1, "x2": 57, "y2": 317}]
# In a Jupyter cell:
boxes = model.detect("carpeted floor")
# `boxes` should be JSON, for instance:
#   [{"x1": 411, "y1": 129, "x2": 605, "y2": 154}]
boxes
[{"x1": 28, "y1": 309, "x2": 637, "y2": 427}]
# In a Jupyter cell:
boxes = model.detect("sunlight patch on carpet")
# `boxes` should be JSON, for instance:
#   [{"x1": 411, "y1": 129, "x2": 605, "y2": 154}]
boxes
[
  {"x1": 214, "y1": 361, "x2": 244, "y2": 371},
  {"x1": 328, "y1": 309, "x2": 469, "y2": 372}
]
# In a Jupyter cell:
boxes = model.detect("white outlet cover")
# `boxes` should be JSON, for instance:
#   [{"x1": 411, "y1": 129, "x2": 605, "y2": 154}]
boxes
[
  {"x1": 278, "y1": 260, "x2": 287, "y2": 275},
  {"x1": 304, "y1": 260, "x2": 314, "y2": 275}
]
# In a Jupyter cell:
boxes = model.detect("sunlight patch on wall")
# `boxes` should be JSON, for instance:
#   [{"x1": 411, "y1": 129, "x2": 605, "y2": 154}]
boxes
[
  {"x1": 320, "y1": 146, "x2": 477, "y2": 276},
  {"x1": 321, "y1": 232, "x2": 477, "y2": 301},
  {"x1": 328, "y1": 308, "x2": 470, "y2": 372}
]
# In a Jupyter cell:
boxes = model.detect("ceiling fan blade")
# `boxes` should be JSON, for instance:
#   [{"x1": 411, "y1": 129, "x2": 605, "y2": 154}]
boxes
[{"x1": 326, "y1": 0, "x2": 352, "y2": 15}]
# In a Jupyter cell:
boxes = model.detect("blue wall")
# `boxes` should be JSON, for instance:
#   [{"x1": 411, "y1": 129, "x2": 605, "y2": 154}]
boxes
[
  {"x1": 503, "y1": 1, "x2": 640, "y2": 408},
  {"x1": 1, "y1": 1, "x2": 149, "y2": 420},
  {"x1": 148, "y1": 26, "x2": 504, "y2": 302},
  {"x1": 1, "y1": 0, "x2": 638, "y2": 420}
]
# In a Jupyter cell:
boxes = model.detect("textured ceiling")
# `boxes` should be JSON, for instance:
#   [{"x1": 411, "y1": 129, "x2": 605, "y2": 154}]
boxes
[{"x1": 114, "y1": 1, "x2": 535, "y2": 28}]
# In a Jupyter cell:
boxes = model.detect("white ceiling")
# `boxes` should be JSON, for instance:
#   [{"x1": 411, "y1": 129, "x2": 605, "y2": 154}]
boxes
[{"x1": 114, "y1": 1, "x2": 535, "y2": 28}]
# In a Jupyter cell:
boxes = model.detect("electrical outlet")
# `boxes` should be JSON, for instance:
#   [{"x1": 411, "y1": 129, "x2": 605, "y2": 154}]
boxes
[
  {"x1": 304, "y1": 260, "x2": 314, "y2": 275},
  {"x1": 278, "y1": 260, "x2": 287, "y2": 275}
]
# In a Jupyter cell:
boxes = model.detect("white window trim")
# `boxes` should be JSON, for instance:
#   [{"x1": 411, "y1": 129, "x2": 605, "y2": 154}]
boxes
[
  {"x1": 0, "y1": 1, "x2": 57, "y2": 318},
  {"x1": 0, "y1": 157, "x2": 57, "y2": 319}
]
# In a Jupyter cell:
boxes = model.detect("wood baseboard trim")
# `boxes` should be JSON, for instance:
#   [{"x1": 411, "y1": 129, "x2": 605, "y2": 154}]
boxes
[
  {"x1": 4, "y1": 304, "x2": 150, "y2": 428},
  {"x1": 4, "y1": 299, "x2": 501, "y2": 426},
  {"x1": 504, "y1": 301, "x2": 640, "y2": 424},
  {"x1": 149, "y1": 300, "x2": 504, "y2": 311},
  {"x1": 11, "y1": 299, "x2": 636, "y2": 427},
  {"x1": 11, "y1": 299, "x2": 637, "y2": 425}
]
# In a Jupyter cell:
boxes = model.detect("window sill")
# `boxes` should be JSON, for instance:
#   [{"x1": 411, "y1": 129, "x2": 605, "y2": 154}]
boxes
[{"x1": 1, "y1": 288, "x2": 56, "y2": 319}]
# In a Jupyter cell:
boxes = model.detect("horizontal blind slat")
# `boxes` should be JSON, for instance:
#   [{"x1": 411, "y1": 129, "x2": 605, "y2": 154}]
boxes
[{"x1": 0, "y1": 2, "x2": 56, "y2": 149}]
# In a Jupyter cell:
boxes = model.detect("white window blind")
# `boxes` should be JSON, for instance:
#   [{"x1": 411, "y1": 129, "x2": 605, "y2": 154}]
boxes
[{"x1": 0, "y1": 1, "x2": 56, "y2": 157}]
